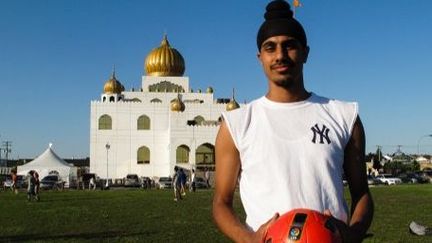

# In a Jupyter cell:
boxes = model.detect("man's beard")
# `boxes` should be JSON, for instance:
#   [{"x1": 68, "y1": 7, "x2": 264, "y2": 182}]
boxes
[{"x1": 273, "y1": 76, "x2": 295, "y2": 89}]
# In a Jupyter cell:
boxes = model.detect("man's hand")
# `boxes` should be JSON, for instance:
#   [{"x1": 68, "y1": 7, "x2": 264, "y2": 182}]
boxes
[
  {"x1": 249, "y1": 213, "x2": 280, "y2": 243},
  {"x1": 324, "y1": 210, "x2": 364, "y2": 243}
]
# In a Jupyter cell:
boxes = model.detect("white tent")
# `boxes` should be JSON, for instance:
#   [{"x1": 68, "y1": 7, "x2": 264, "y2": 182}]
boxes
[{"x1": 17, "y1": 144, "x2": 77, "y2": 188}]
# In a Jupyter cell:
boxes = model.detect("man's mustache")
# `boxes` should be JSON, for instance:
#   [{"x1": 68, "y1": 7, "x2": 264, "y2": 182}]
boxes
[{"x1": 270, "y1": 60, "x2": 294, "y2": 69}]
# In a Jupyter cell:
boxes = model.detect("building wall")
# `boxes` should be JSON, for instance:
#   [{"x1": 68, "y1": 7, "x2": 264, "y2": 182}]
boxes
[{"x1": 90, "y1": 76, "x2": 230, "y2": 180}]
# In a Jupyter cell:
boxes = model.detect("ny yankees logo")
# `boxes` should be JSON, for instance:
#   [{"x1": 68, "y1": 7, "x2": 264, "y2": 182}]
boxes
[{"x1": 311, "y1": 123, "x2": 331, "y2": 144}]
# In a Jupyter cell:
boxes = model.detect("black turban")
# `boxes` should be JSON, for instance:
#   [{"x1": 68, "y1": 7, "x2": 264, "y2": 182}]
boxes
[{"x1": 257, "y1": 0, "x2": 307, "y2": 50}]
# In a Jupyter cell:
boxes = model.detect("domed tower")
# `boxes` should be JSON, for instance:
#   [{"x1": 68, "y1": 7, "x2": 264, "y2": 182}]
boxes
[
  {"x1": 226, "y1": 88, "x2": 240, "y2": 111},
  {"x1": 101, "y1": 67, "x2": 125, "y2": 102},
  {"x1": 145, "y1": 35, "x2": 185, "y2": 77},
  {"x1": 170, "y1": 93, "x2": 185, "y2": 112},
  {"x1": 206, "y1": 86, "x2": 214, "y2": 94}
]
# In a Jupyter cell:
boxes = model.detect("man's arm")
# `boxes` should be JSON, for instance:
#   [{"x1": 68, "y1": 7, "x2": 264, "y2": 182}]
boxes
[
  {"x1": 342, "y1": 116, "x2": 374, "y2": 242},
  {"x1": 212, "y1": 121, "x2": 277, "y2": 243}
]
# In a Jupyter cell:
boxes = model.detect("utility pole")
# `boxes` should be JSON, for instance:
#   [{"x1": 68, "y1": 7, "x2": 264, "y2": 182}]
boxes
[
  {"x1": 376, "y1": 145, "x2": 382, "y2": 162},
  {"x1": 2, "y1": 141, "x2": 12, "y2": 165},
  {"x1": 396, "y1": 145, "x2": 402, "y2": 154}
]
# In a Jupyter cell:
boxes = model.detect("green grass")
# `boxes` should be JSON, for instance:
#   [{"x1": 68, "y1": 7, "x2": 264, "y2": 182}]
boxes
[{"x1": 0, "y1": 185, "x2": 432, "y2": 242}]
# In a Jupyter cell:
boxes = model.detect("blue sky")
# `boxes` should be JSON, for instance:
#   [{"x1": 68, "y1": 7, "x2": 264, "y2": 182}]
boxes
[{"x1": 1, "y1": 0, "x2": 432, "y2": 159}]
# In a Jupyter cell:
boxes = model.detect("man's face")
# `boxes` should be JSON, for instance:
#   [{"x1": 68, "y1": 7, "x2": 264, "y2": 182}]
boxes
[{"x1": 258, "y1": 35, "x2": 309, "y2": 88}]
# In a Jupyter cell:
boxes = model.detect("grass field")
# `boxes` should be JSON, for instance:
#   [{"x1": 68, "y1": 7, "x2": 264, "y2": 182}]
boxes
[{"x1": 1, "y1": 185, "x2": 432, "y2": 242}]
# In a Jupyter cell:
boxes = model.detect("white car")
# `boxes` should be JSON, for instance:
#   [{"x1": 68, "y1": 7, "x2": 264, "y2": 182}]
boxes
[
  {"x1": 376, "y1": 174, "x2": 402, "y2": 185},
  {"x1": 156, "y1": 177, "x2": 173, "y2": 189}
]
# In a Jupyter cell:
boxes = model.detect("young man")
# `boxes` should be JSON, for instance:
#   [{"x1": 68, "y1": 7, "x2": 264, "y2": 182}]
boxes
[
  {"x1": 212, "y1": 1, "x2": 374, "y2": 242},
  {"x1": 172, "y1": 166, "x2": 182, "y2": 201}
]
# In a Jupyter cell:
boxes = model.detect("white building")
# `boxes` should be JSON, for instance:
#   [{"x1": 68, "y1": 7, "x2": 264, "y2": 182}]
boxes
[{"x1": 90, "y1": 35, "x2": 240, "y2": 180}]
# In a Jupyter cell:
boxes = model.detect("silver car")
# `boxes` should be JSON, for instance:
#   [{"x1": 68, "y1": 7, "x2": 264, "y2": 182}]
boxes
[
  {"x1": 156, "y1": 177, "x2": 173, "y2": 189},
  {"x1": 124, "y1": 174, "x2": 140, "y2": 187}
]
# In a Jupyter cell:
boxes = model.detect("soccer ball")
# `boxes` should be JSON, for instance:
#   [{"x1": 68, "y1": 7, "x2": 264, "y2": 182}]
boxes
[{"x1": 264, "y1": 208, "x2": 342, "y2": 243}]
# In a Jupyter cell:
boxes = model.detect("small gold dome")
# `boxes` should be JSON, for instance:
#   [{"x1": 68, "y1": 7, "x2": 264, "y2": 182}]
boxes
[
  {"x1": 103, "y1": 70, "x2": 125, "y2": 94},
  {"x1": 226, "y1": 100, "x2": 240, "y2": 111},
  {"x1": 170, "y1": 94, "x2": 185, "y2": 112},
  {"x1": 145, "y1": 35, "x2": 185, "y2": 77},
  {"x1": 226, "y1": 88, "x2": 240, "y2": 111},
  {"x1": 206, "y1": 87, "x2": 214, "y2": 93}
]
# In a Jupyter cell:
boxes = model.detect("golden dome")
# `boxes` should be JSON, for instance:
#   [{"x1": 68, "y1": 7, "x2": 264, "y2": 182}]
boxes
[
  {"x1": 206, "y1": 86, "x2": 214, "y2": 93},
  {"x1": 170, "y1": 94, "x2": 185, "y2": 112},
  {"x1": 103, "y1": 69, "x2": 125, "y2": 94},
  {"x1": 145, "y1": 35, "x2": 185, "y2": 77},
  {"x1": 226, "y1": 88, "x2": 240, "y2": 111}
]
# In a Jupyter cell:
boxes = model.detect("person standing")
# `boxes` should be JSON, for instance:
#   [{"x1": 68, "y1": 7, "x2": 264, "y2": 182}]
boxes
[
  {"x1": 172, "y1": 166, "x2": 182, "y2": 201},
  {"x1": 212, "y1": 1, "x2": 374, "y2": 242},
  {"x1": 189, "y1": 169, "x2": 196, "y2": 192},
  {"x1": 27, "y1": 171, "x2": 36, "y2": 202},
  {"x1": 89, "y1": 177, "x2": 96, "y2": 190},
  {"x1": 11, "y1": 170, "x2": 18, "y2": 194},
  {"x1": 204, "y1": 168, "x2": 210, "y2": 188},
  {"x1": 179, "y1": 168, "x2": 187, "y2": 196},
  {"x1": 34, "y1": 171, "x2": 40, "y2": 201}
]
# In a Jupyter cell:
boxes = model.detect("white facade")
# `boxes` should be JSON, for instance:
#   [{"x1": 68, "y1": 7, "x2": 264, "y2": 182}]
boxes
[{"x1": 90, "y1": 74, "x2": 233, "y2": 179}]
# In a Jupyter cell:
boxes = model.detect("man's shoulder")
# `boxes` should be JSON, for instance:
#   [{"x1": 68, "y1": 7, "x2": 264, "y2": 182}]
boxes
[{"x1": 311, "y1": 93, "x2": 357, "y2": 108}]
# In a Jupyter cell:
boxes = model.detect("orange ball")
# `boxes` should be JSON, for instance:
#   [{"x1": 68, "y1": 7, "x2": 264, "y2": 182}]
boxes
[{"x1": 264, "y1": 208, "x2": 342, "y2": 243}]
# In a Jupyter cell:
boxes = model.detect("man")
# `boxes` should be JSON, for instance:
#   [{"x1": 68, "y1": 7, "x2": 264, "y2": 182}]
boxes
[
  {"x1": 212, "y1": 1, "x2": 374, "y2": 242},
  {"x1": 179, "y1": 168, "x2": 187, "y2": 196},
  {"x1": 89, "y1": 176, "x2": 96, "y2": 190},
  {"x1": 189, "y1": 169, "x2": 196, "y2": 192},
  {"x1": 172, "y1": 166, "x2": 182, "y2": 201},
  {"x1": 27, "y1": 170, "x2": 36, "y2": 202},
  {"x1": 205, "y1": 168, "x2": 211, "y2": 188},
  {"x1": 11, "y1": 170, "x2": 18, "y2": 194}
]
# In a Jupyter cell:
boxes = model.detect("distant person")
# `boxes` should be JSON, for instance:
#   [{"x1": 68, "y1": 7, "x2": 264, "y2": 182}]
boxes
[
  {"x1": 89, "y1": 177, "x2": 96, "y2": 190},
  {"x1": 34, "y1": 171, "x2": 40, "y2": 201},
  {"x1": 204, "y1": 168, "x2": 210, "y2": 188},
  {"x1": 27, "y1": 171, "x2": 36, "y2": 202},
  {"x1": 11, "y1": 170, "x2": 18, "y2": 194},
  {"x1": 172, "y1": 166, "x2": 182, "y2": 201},
  {"x1": 190, "y1": 169, "x2": 196, "y2": 192},
  {"x1": 179, "y1": 168, "x2": 187, "y2": 196}
]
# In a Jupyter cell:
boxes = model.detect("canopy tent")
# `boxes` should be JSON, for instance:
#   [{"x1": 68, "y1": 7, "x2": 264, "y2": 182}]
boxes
[{"x1": 17, "y1": 144, "x2": 77, "y2": 188}]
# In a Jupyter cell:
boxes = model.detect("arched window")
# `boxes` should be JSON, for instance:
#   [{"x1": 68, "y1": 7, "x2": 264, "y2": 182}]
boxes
[
  {"x1": 137, "y1": 146, "x2": 150, "y2": 164},
  {"x1": 98, "y1": 115, "x2": 112, "y2": 130},
  {"x1": 194, "y1": 115, "x2": 205, "y2": 125},
  {"x1": 109, "y1": 96, "x2": 115, "y2": 102},
  {"x1": 137, "y1": 115, "x2": 151, "y2": 130},
  {"x1": 176, "y1": 145, "x2": 190, "y2": 163},
  {"x1": 150, "y1": 98, "x2": 162, "y2": 103},
  {"x1": 196, "y1": 143, "x2": 215, "y2": 164},
  {"x1": 130, "y1": 98, "x2": 141, "y2": 102}
]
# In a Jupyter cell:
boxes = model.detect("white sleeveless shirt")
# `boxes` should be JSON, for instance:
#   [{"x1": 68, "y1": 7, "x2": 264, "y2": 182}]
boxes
[{"x1": 222, "y1": 93, "x2": 358, "y2": 231}]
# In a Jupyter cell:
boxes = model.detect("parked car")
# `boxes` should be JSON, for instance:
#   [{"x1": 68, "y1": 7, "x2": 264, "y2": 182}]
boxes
[
  {"x1": 40, "y1": 175, "x2": 64, "y2": 190},
  {"x1": 3, "y1": 176, "x2": 14, "y2": 190},
  {"x1": 124, "y1": 174, "x2": 140, "y2": 187},
  {"x1": 156, "y1": 177, "x2": 173, "y2": 189},
  {"x1": 194, "y1": 177, "x2": 209, "y2": 189},
  {"x1": 418, "y1": 170, "x2": 432, "y2": 183},
  {"x1": 3, "y1": 175, "x2": 27, "y2": 189},
  {"x1": 398, "y1": 173, "x2": 425, "y2": 184},
  {"x1": 367, "y1": 175, "x2": 382, "y2": 185},
  {"x1": 376, "y1": 174, "x2": 402, "y2": 185}
]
